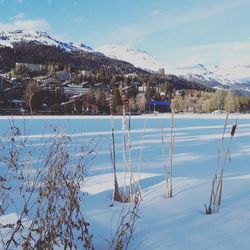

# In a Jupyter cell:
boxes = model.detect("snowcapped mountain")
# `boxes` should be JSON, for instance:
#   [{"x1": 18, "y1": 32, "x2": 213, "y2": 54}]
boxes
[
  {"x1": 173, "y1": 64, "x2": 228, "y2": 88},
  {"x1": 0, "y1": 30, "x2": 95, "y2": 53},
  {"x1": 1, "y1": 30, "x2": 250, "y2": 93},
  {"x1": 211, "y1": 64, "x2": 250, "y2": 84},
  {"x1": 95, "y1": 44, "x2": 250, "y2": 92},
  {"x1": 173, "y1": 63, "x2": 250, "y2": 94},
  {"x1": 96, "y1": 44, "x2": 163, "y2": 72}
]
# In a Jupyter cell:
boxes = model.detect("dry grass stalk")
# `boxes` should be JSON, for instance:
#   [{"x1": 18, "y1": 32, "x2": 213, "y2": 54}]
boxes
[
  {"x1": 1, "y1": 125, "x2": 96, "y2": 249},
  {"x1": 23, "y1": 136, "x2": 94, "y2": 250},
  {"x1": 110, "y1": 110, "x2": 142, "y2": 204},
  {"x1": 169, "y1": 111, "x2": 175, "y2": 198},
  {"x1": 127, "y1": 112, "x2": 132, "y2": 196},
  {"x1": 216, "y1": 112, "x2": 229, "y2": 174},
  {"x1": 122, "y1": 105, "x2": 127, "y2": 196},
  {"x1": 136, "y1": 118, "x2": 147, "y2": 200},
  {"x1": 108, "y1": 195, "x2": 140, "y2": 250},
  {"x1": 205, "y1": 113, "x2": 238, "y2": 215},
  {"x1": 1, "y1": 120, "x2": 141, "y2": 249},
  {"x1": 110, "y1": 112, "x2": 123, "y2": 204},
  {"x1": 160, "y1": 120, "x2": 169, "y2": 198},
  {"x1": 127, "y1": 113, "x2": 142, "y2": 200}
]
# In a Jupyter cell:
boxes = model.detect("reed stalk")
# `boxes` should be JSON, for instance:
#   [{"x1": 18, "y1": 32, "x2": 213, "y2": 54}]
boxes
[
  {"x1": 169, "y1": 111, "x2": 175, "y2": 198},
  {"x1": 122, "y1": 105, "x2": 127, "y2": 195},
  {"x1": 128, "y1": 112, "x2": 132, "y2": 197},
  {"x1": 205, "y1": 113, "x2": 238, "y2": 214},
  {"x1": 137, "y1": 118, "x2": 147, "y2": 200},
  {"x1": 160, "y1": 120, "x2": 169, "y2": 198},
  {"x1": 110, "y1": 113, "x2": 123, "y2": 203}
]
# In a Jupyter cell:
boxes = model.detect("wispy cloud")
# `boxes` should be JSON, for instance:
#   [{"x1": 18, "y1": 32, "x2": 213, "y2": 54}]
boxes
[
  {"x1": 16, "y1": 0, "x2": 23, "y2": 3},
  {"x1": 0, "y1": 18, "x2": 50, "y2": 31},
  {"x1": 12, "y1": 12, "x2": 25, "y2": 20},
  {"x1": 106, "y1": 0, "x2": 250, "y2": 46},
  {"x1": 150, "y1": 9, "x2": 161, "y2": 16},
  {"x1": 71, "y1": 16, "x2": 84, "y2": 23},
  {"x1": 161, "y1": 40, "x2": 250, "y2": 67}
]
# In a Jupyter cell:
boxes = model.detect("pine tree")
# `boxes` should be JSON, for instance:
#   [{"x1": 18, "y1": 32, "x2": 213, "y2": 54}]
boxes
[
  {"x1": 224, "y1": 91, "x2": 239, "y2": 113},
  {"x1": 112, "y1": 87, "x2": 122, "y2": 114},
  {"x1": 214, "y1": 89, "x2": 226, "y2": 110}
]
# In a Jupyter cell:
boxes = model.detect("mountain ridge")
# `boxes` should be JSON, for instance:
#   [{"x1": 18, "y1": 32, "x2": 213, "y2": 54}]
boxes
[
  {"x1": 1, "y1": 29, "x2": 249, "y2": 94},
  {"x1": 96, "y1": 44, "x2": 163, "y2": 72},
  {"x1": 0, "y1": 30, "x2": 95, "y2": 53}
]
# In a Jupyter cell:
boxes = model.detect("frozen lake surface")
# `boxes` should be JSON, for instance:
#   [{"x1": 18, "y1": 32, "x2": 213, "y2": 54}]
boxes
[{"x1": 0, "y1": 114, "x2": 250, "y2": 249}]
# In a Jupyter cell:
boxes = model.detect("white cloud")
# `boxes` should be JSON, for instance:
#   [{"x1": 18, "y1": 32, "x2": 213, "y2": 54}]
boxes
[
  {"x1": 0, "y1": 18, "x2": 50, "y2": 32},
  {"x1": 161, "y1": 40, "x2": 250, "y2": 67},
  {"x1": 150, "y1": 9, "x2": 161, "y2": 16},
  {"x1": 12, "y1": 12, "x2": 25, "y2": 20},
  {"x1": 16, "y1": 0, "x2": 23, "y2": 3},
  {"x1": 71, "y1": 16, "x2": 84, "y2": 23},
  {"x1": 106, "y1": 0, "x2": 250, "y2": 46}
]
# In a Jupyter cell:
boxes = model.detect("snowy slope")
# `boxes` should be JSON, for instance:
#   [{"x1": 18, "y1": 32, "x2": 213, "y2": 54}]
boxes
[
  {"x1": 173, "y1": 63, "x2": 250, "y2": 93},
  {"x1": 211, "y1": 64, "x2": 250, "y2": 84},
  {"x1": 0, "y1": 30, "x2": 95, "y2": 53},
  {"x1": 174, "y1": 63, "x2": 250, "y2": 85},
  {"x1": 96, "y1": 44, "x2": 163, "y2": 72},
  {"x1": 95, "y1": 44, "x2": 250, "y2": 90},
  {"x1": 174, "y1": 64, "x2": 236, "y2": 86},
  {"x1": 0, "y1": 115, "x2": 250, "y2": 249}
]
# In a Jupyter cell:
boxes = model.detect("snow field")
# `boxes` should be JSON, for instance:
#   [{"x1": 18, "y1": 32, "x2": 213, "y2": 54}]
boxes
[{"x1": 0, "y1": 115, "x2": 249, "y2": 249}]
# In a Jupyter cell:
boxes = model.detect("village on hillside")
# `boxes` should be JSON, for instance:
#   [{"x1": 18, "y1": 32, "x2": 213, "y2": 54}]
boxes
[{"x1": 1, "y1": 62, "x2": 249, "y2": 115}]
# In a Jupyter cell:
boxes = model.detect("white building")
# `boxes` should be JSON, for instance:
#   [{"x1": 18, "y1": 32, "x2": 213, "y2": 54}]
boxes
[{"x1": 63, "y1": 83, "x2": 88, "y2": 97}]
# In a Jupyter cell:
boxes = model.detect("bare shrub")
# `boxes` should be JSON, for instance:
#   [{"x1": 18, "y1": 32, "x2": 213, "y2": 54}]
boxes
[
  {"x1": 0, "y1": 123, "x2": 96, "y2": 249},
  {"x1": 0, "y1": 121, "x2": 140, "y2": 250},
  {"x1": 108, "y1": 196, "x2": 140, "y2": 250}
]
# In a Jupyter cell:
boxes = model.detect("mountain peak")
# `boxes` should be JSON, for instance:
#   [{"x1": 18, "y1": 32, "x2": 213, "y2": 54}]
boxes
[
  {"x1": 96, "y1": 44, "x2": 163, "y2": 72},
  {"x1": 0, "y1": 29, "x2": 94, "y2": 53}
]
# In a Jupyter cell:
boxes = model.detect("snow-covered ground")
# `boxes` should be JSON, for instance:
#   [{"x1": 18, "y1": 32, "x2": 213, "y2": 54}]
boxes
[
  {"x1": 96, "y1": 44, "x2": 163, "y2": 72},
  {"x1": 0, "y1": 114, "x2": 250, "y2": 249}
]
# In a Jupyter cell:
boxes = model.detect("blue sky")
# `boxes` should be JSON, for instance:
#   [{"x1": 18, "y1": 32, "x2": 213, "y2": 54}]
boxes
[{"x1": 1, "y1": 0, "x2": 250, "y2": 67}]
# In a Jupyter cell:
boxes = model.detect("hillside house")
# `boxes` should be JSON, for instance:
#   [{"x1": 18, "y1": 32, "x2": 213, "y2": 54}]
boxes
[
  {"x1": 81, "y1": 70, "x2": 92, "y2": 77},
  {"x1": 61, "y1": 93, "x2": 98, "y2": 114},
  {"x1": 0, "y1": 75, "x2": 10, "y2": 90},
  {"x1": 138, "y1": 84, "x2": 147, "y2": 93},
  {"x1": 35, "y1": 75, "x2": 61, "y2": 91},
  {"x1": 94, "y1": 82, "x2": 110, "y2": 92},
  {"x1": 63, "y1": 82, "x2": 89, "y2": 97},
  {"x1": 55, "y1": 71, "x2": 71, "y2": 82}
]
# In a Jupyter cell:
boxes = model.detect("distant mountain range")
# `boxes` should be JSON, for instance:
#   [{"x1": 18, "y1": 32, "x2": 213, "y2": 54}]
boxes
[
  {"x1": 1, "y1": 30, "x2": 249, "y2": 94},
  {"x1": 100, "y1": 46, "x2": 250, "y2": 94},
  {"x1": 172, "y1": 64, "x2": 250, "y2": 94},
  {"x1": 0, "y1": 30, "x2": 149, "y2": 75}
]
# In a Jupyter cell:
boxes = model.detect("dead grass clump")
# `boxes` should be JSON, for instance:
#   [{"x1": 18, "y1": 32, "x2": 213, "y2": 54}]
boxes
[
  {"x1": 0, "y1": 125, "x2": 95, "y2": 249},
  {"x1": 110, "y1": 111, "x2": 141, "y2": 204},
  {"x1": 108, "y1": 196, "x2": 140, "y2": 250},
  {"x1": 205, "y1": 113, "x2": 238, "y2": 214}
]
